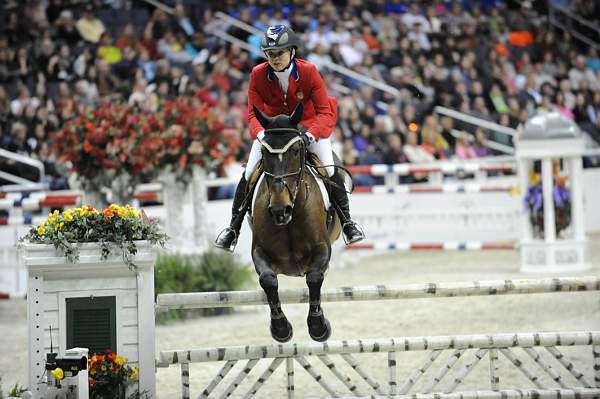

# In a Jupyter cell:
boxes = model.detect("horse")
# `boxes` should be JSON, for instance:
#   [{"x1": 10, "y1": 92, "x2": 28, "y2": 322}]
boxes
[{"x1": 248, "y1": 103, "x2": 342, "y2": 343}]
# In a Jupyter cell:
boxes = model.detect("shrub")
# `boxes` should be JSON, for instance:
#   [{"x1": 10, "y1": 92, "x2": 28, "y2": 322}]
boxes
[{"x1": 155, "y1": 250, "x2": 253, "y2": 322}]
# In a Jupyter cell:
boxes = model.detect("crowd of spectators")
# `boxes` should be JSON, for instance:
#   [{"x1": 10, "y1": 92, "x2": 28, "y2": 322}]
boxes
[{"x1": 1, "y1": 0, "x2": 600, "y2": 190}]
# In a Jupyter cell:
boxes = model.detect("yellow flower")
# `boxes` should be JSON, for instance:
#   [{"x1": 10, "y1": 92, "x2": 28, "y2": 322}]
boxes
[
  {"x1": 37, "y1": 223, "x2": 46, "y2": 235},
  {"x1": 115, "y1": 355, "x2": 126, "y2": 366},
  {"x1": 101, "y1": 365, "x2": 107, "y2": 372},
  {"x1": 77, "y1": 207, "x2": 88, "y2": 217},
  {"x1": 130, "y1": 367, "x2": 139, "y2": 380},
  {"x1": 63, "y1": 210, "x2": 73, "y2": 222},
  {"x1": 58, "y1": 222, "x2": 65, "y2": 230},
  {"x1": 47, "y1": 210, "x2": 60, "y2": 225}
]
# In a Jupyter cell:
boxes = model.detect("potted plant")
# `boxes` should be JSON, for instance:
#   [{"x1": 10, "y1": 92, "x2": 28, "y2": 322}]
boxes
[{"x1": 20, "y1": 204, "x2": 167, "y2": 269}]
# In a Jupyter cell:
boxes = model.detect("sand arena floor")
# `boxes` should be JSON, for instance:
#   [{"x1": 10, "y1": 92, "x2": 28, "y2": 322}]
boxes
[{"x1": 1, "y1": 236, "x2": 599, "y2": 398}]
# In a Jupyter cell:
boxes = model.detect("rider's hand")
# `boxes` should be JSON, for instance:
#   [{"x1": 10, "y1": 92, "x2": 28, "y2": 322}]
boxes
[{"x1": 257, "y1": 130, "x2": 265, "y2": 140}]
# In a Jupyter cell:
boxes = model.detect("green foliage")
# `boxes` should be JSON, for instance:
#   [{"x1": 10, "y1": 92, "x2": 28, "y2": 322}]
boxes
[
  {"x1": 19, "y1": 205, "x2": 167, "y2": 270},
  {"x1": 0, "y1": 376, "x2": 27, "y2": 399},
  {"x1": 155, "y1": 250, "x2": 253, "y2": 322},
  {"x1": 7, "y1": 383, "x2": 27, "y2": 397}
]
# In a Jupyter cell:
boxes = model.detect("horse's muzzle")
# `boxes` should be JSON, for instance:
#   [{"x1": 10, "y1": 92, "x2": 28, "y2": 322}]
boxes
[{"x1": 269, "y1": 205, "x2": 293, "y2": 226}]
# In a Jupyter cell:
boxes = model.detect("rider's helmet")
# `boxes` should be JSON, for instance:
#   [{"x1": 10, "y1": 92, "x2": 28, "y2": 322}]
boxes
[{"x1": 260, "y1": 25, "x2": 300, "y2": 52}]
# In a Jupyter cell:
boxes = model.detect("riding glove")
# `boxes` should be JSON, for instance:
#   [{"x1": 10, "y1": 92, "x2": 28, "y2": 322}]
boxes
[{"x1": 304, "y1": 131, "x2": 316, "y2": 144}]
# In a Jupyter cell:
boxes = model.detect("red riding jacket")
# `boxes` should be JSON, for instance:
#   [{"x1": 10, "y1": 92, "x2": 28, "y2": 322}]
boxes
[{"x1": 247, "y1": 58, "x2": 338, "y2": 140}]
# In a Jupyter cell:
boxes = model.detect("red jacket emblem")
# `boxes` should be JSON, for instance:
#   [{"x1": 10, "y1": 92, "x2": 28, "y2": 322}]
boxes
[{"x1": 247, "y1": 58, "x2": 338, "y2": 140}]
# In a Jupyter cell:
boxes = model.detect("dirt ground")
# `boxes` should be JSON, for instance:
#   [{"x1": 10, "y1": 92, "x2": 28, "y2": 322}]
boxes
[{"x1": 1, "y1": 236, "x2": 599, "y2": 398}]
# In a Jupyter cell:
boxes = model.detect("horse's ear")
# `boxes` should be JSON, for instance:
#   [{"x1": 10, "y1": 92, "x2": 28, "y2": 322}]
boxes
[
  {"x1": 289, "y1": 103, "x2": 304, "y2": 127},
  {"x1": 252, "y1": 105, "x2": 271, "y2": 129}
]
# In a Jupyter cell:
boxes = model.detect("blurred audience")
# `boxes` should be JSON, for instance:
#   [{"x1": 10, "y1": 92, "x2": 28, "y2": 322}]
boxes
[{"x1": 1, "y1": 0, "x2": 600, "y2": 191}]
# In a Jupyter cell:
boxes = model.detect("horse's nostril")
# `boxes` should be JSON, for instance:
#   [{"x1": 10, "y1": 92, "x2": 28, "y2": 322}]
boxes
[{"x1": 284, "y1": 205, "x2": 293, "y2": 216}]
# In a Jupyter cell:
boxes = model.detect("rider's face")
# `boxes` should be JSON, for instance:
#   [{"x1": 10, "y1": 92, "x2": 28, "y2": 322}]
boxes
[{"x1": 266, "y1": 48, "x2": 292, "y2": 71}]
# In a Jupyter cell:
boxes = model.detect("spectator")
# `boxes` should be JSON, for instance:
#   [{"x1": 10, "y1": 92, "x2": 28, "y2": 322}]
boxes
[
  {"x1": 455, "y1": 135, "x2": 478, "y2": 159},
  {"x1": 75, "y1": 5, "x2": 106, "y2": 44},
  {"x1": 404, "y1": 132, "x2": 434, "y2": 163},
  {"x1": 473, "y1": 128, "x2": 492, "y2": 157},
  {"x1": 569, "y1": 55, "x2": 598, "y2": 91},
  {"x1": 55, "y1": 10, "x2": 81, "y2": 46}
]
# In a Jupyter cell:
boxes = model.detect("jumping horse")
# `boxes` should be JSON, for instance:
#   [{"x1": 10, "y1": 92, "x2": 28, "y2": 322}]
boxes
[{"x1": 248, "y1": 103, "x2": 342, "y2": 342}]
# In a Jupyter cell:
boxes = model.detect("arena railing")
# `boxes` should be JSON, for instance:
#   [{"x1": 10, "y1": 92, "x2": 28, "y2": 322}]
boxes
[
  {"x1": 433, "y1": 106, "x2": 516, "y2": 155},
  {"x1": 549, "y1": 3, "x2": 600, "y2": 51},
  {"x1": 0, "y1": 148, "x2": 45, "y2": 186}
]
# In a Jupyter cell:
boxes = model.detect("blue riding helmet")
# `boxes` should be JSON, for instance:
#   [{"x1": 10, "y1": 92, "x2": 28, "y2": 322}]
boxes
[{"x1": 260, "y1": 25, "x2": 300, "y2": 51}]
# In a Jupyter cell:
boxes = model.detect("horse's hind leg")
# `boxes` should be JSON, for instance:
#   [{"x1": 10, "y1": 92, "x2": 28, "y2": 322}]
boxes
[
  {"x1": 306, "y1": 245, "x2": 332, "y2": 342},
  {"x1": 253, "y1": 247, "x2": 293, "y2": 343}
]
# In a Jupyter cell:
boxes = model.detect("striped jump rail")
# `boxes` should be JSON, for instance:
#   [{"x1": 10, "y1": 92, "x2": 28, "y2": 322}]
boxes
[
  {"x1": 0, "y1": 193, "x2": 82, "y2": 211},
  {"x1": 156, "y1": 277, "x2": 600, "y2": 398},
  {"x1": 346, "y1": 242, "x2": 518, "y2": 251},
  {"x1": 354, "y1": 184, "x2": 516, "y2": 194},
  {"x1": 157, "y1": 331, "x2": 600, "y2": 399},
  {"x1": 156, "y1": 276, "x2": 600, "y2": 311},
  {"x1": 347, "y1": 162, "x2": 516, "y2": 176}
]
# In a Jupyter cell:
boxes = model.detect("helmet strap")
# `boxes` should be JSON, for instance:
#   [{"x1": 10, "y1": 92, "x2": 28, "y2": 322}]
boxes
[{"x1": 268, "y1": 48, "x2": 296, "y2": 72}]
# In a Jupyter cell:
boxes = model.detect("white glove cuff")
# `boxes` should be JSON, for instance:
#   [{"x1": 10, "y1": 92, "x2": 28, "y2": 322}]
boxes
[
  {"x1": 305, "y1": 131, "x2": 316, "y2": 143},
  {"x1": 257, "y1": 130, "x2": 265, "y2": 140}
]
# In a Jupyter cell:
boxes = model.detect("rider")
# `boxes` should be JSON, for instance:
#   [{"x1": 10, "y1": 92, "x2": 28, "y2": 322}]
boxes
[{"x1": 215, "y1": 25, "x2": 364, "y2": 251}]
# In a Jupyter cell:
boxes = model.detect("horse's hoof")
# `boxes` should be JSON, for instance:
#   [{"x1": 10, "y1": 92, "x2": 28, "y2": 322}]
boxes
[
  {"x1": 308, "y1": 317, "x2": 332, "y2": 342},
  {"x1": 271, "y1": 319, "x2": 293, "y2": 343}
]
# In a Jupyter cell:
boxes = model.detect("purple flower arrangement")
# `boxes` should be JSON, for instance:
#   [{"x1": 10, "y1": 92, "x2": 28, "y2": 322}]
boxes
[{"x1": 524, "y1": 177, "x2": 572, "y2": 239}]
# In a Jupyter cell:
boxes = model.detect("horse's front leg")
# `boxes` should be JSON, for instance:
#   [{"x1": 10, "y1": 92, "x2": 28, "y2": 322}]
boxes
[
  {"x1": 306, "y1": 243, "x2": 332, "y2": 342},
  {"x1": 253, "y1": 246, "x2": 293, "y2": 343}
]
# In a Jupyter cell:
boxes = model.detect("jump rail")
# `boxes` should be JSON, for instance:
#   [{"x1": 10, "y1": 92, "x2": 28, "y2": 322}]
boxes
[
  {"x1": 155, "y1": 277, "x2": 600, "y2": 398},
  {"x1": 156, "y1": 276, "x2": 600, "y2": 311},
  {"x1": 346, "y1": 241, "x2": 518, "y2": 251},
  {"x1": 347, "y1": 162, "x2": 516, "y2": 176},
  {"x1": 157, "y1": 331, "x2": 600, "y2": 399}
]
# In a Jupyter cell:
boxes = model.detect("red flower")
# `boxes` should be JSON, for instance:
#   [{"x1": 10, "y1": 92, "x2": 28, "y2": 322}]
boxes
[{"x1": 83, "y1": 141, "x2": 93, "y2": 153}]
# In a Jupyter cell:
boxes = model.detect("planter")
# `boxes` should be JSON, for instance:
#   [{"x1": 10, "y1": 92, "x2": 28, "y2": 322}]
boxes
[{"x1": 21, "y1": 241, "x2": 156, "y2": 399}]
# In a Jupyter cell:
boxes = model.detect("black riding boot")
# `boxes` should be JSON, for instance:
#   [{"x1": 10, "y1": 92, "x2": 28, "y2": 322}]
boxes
[
  {"x1": 330, "y1": 172, "x2": 365, "y2": 244},
  {"x1": 215, "y1": 175, "x2": 248, "y2": 252}
]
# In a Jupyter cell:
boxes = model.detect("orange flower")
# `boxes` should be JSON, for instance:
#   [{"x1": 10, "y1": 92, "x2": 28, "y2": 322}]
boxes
[{"x1": 103, "y1": 208, "x2": 114, "y2": 219}]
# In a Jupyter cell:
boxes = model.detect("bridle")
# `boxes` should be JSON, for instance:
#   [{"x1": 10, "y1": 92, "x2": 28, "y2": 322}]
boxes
[{"x1": 259, "y1": 128, "x2": 307, "y2": 213}]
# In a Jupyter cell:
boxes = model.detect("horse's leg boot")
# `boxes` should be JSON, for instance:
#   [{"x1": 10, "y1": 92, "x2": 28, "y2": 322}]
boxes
[
  {"x1": 330, "y1": 172, "x2": 365, "y2": 244},
  {"x1": 215, "y1": 175, "x2": 248, "y2": 252}
]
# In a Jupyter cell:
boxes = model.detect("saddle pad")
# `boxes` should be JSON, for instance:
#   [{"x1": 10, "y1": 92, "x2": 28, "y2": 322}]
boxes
[{"x1": 250, "y1": 168, "x2": 330, "y2": 217}]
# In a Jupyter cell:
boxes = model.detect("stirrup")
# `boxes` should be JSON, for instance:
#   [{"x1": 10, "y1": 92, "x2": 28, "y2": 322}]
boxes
[
  {"x1": 214, "y1": 227, "x2": 239, "y2": 252},
  {"x1": 342, "y1": 221, "x2": 365, "y2": 245}
]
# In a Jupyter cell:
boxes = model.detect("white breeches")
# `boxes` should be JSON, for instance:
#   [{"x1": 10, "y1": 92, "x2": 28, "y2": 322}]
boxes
[{"x1": 244, "y1": 137, "x2": 336, "y2": 180}]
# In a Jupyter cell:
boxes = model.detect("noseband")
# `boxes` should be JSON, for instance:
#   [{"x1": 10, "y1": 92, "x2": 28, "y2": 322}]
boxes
[{"x1": 260, "y1": 128, "x2": 307, "y2": 212}]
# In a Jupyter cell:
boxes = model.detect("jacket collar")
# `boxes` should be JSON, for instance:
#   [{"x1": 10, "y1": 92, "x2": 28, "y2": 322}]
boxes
[{"x1": 267, "y1": 59, "x2": 299, "y2": 82}]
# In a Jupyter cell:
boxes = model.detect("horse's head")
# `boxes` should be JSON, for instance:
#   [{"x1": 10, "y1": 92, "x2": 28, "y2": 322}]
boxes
[{"x1": 253, "y1": 103, "x2": 306, "y2": 226}]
